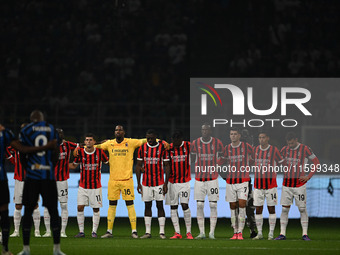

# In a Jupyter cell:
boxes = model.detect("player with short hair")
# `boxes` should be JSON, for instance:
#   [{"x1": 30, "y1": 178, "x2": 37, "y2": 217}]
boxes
[
  {"x1": 220, "y1": 128, "x2": 254, "y2": 240},
  {"x1": 191, "y1": 124, "x2": 224, "y2": 239},
  {"x1": 13, "y1": 110, "x2": 65, "y2": 255},
  {"x1": 275, "y1": 132, "x2": 320, "y2": 241},
  {"x1": 70, "y1": 133, "x2": 108, "y2": 238},
  {"x1": 98, "y1": 125, "x2": 149, "y2": 239},
  {"x1": 43, "y1": 128, "x2": 78, "y2": 238},
  {"x1": 252, "y1": 131, "x2": 284, "y2": 240},
  {"x1": 136, "y1": 129, "x2": 170, "y2": 239},
  {"x1": 166, "y1": 130, "x2": 193, "y2": 239},
  {"x1": 7, "y1": 139, "x2": 42, "y2": 238}
]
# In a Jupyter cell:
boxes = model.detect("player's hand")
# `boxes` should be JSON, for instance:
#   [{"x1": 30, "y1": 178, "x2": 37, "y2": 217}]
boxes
[
  {"x1": 299, "y1": 176, "x2": 310, "y2": 183},
  {"x1": 0, "y1": 124, "x2": 5, "y2": 131},
  {"x1": 137, "y1": 184, "x2": 143, "y2": 195},
  {"x1": 163, "y1": 183, "x2": 168, "y2": 195},
  {"x1": 162, "y1": 141, "x2": 170, "y2": 150},
  {"x1": 73, "y1": 147, "x2": 79, "y2": 157},
  {"x1": 141, "y1": 166, "x2": 145, "y2": 173}
]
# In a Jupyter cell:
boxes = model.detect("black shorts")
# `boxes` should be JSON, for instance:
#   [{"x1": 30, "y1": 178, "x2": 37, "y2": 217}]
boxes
[
  {"x1": 23, "y1": 178, "x2": 58, "y2": 209},
  {"x1": 0, "y1": 180, "x2": 10, "y2": 206}
]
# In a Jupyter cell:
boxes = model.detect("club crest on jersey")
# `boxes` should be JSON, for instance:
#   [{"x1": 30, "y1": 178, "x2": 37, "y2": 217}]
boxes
[
  {"x1": 211, "y1": 145, "x2": 214, "y2": 151},
  {"x1": 125, "y1": 143, "x2": 128, "y2": 147}
]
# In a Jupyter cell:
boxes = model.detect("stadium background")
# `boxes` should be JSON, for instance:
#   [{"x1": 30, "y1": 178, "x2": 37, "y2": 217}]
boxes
[{"x1": 1, "y1": 0, "x2": 340, "y2": 220}]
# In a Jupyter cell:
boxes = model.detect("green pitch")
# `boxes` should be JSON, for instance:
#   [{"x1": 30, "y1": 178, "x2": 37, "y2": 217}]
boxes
[{"x1": 8, "y1": 217, "x2": 340, "y2": 255}]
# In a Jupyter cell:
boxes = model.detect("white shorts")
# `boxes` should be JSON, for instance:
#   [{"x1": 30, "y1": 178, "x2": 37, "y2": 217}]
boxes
[
  {"x1": 225, "y1": 182, "x2": 249, "y2": 202},
  {"x1": 57, "y1": 180, "x2": 68, "y2": 203},
  {"x1": 194, "y1": 179, "x2": 219, "y2": 202},
  {"x1": 142, "y1": 185, "x2": 165, "y2": 202},
  {"x1": 280, "y1": 184, "x2": 307, "y2": 208},
  {"x1": 165, "y1": 182, "x2": 190, "y2": 205},
  {"x1": 13, "y1": 180, "x2": 24, "y2": 204},
  {"x1": 77, "y1": 187, "x2": 103, "y2": 208},
  {"x1": 253, "y1": 187, "x2": 278, "y2": 207}
]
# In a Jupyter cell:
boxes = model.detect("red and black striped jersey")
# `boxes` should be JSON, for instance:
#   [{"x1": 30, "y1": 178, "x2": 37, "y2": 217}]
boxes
[
  {"x1": 280, "y1": 143, "x2": 320, "y2": 187},
  {"x1": 191, "y1": 137, "x2": 224, "y2": 181},
  {"x1": 6, "y1": 146, "x2": 26, "y2": 181},
  {"x1": 169, "y1": 141, "x2": 191, "y2": 184},
  {"x1": 54, "y1": 141, "x2": 78, "y2": 181},
  {"x1": 223, "y1": 142, "x2": 254, "y2": 184},
  {"x1": 253, "y1": 145, "x2": 283, "y2": 189},
  {"x1": 137, "y1": 142, "x2": 169, "y2": 187},
  {"x1": 74, "y1": 147, "x2": 108, "y2": 189}
]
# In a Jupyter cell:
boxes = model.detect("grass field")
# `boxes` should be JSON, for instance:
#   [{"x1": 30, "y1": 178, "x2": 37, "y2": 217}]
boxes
[{"x1": 8, "y1": 217, "x2": 340, "y2": 255}]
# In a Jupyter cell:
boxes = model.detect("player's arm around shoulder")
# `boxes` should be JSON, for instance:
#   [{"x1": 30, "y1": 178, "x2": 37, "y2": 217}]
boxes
[
  {"x1": 136, "y1": 146, "x2": 144, "y2": 194},
  {"x1": 94, "y1": 139, "x2": 110, "y2": 151},
  {"x1": 130, "y1": 138, "x2": 147, "y2": 149}
]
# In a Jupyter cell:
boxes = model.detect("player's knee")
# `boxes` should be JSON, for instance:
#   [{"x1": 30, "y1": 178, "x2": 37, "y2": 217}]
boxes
[
  {"x1": 60, "y1": 203, "x2": 68, "y2": 211},
  {"x1": 15, "y1": 204, "x2": 23, "y2": 210},
  {"x1": 125, "y1": 200, "x2": 133, "y2": 206},
  {"x1": 145, "y1": 202, "x2": 152, "y2": 209},
  {"x1": 229, "y1": 202, "x2": 237, "y2": 210},
  {"x1": 238, "y1": 199, "x2": 247, "y2": 208},
  {"x1": 77, "y1": 205, "x2": 85, "y2": 212},
  {"x1": 197, "y1": 201, "x2": 204, "y2": 210},
  {"x1": 209, "y1": 201, "x2": 217, "y2": 209},
  {"x1": 267, "y1": 206, "x2": 275, "y2": 214},
  {"x1": 109, "y1": 200, "x2": 118, "y2": 206},
  {"x1": 93, "y1": 208, "x2": 100, "y2": 213},
  {"x1": 181, "y1": 203, "x2": 188, "y2": 211},
  {"x1": 156, "y1": 201, "x2": 164, "y2": 209},
  {"x1": 256, "y1": 206, "x2": 263, "y2": 214},
  {"x1": 298, "y1": 207, "x2": 306, "y2": 213},
  {"x1": 282, "y1": 206, "x2": 290, "y2": 213},
  {"x1": 171, "y1": 205, "x2": 178, "y2": 210}
]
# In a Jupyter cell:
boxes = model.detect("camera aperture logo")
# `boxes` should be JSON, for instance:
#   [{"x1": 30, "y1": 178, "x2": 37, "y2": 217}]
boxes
[{"x1": 197, "y1": 82, "x2": 312, "y2": 128}]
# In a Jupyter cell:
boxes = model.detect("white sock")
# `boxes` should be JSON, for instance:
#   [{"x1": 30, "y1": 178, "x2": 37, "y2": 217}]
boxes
[
  {"x1": 183, "y1": 208, "x2": 192, "y2": 233},
  {"x1": 280, "y1": 207, "x2": 290, "y2": 236},
  {"x1": 196, "y1": 202, "x2": 205, "y2": 234},
  {"x1": 268, "y1": 213, "x2": 276, "y2": 236},
  {"x1": 171, "y1": 209, "x2": 180, "y2": 234},
  {"x1": 299, "y1": 207, "x2": 308, "y2": 236},
  {"x1": 77, "y1": 211, "x2": 85, "y2": 233},
  {"x1": 44, "y1": 207, "x2": 51, "y2": 233},
  {"x1": 33, "y1": 208, "x2": 41, "y2": 232},
  {"x1": 158, "y1": 217, "x2": 166, "y2": 234},
  {"x1": 92, "y1": 211, "x2": 100, "y2": 233},
  {"x1": 209, "y1": 202, "x2": 217, "y2": 235},
  {"x1": 23, "y1": 246, "x2": 30, "y2": 252},
  {"x1": 230, "y1": 209, "x2": 237, "y2": 234},
  {"x1": 255, "y1": 214, "x2": 263, "y2": 236},
  {"x1": 238, "y1": 207, "x2": 246, "y2": 234},
  {"x1": 60, "y1": 203, "x2": 68, "y2": 233},
  {"x1": 144, "y1": 216, "x2": 152, "y2": 234},
  {"x1": 13, "y1": 208, "x2": 22, "y2": 233}
]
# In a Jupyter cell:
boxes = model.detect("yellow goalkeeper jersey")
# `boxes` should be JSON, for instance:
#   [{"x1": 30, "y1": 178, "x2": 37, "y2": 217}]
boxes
[{"x1": 95, "y1": 138, "x2": 147, "y2": 181}]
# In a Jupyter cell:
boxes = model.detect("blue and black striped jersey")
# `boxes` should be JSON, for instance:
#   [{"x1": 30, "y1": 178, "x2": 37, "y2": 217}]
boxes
[
  {"x1": 0, "y1": 129, "x2": 15, "y2": 181},
  {"x1": 19, "y1": 121, "x2": 58, "y2": 180}
]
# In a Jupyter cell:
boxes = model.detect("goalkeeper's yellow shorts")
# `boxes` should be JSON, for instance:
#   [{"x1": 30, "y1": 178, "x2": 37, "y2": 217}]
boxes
[{"x1": 108, "y1": 178, "x2": 135, "y2": 201}]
